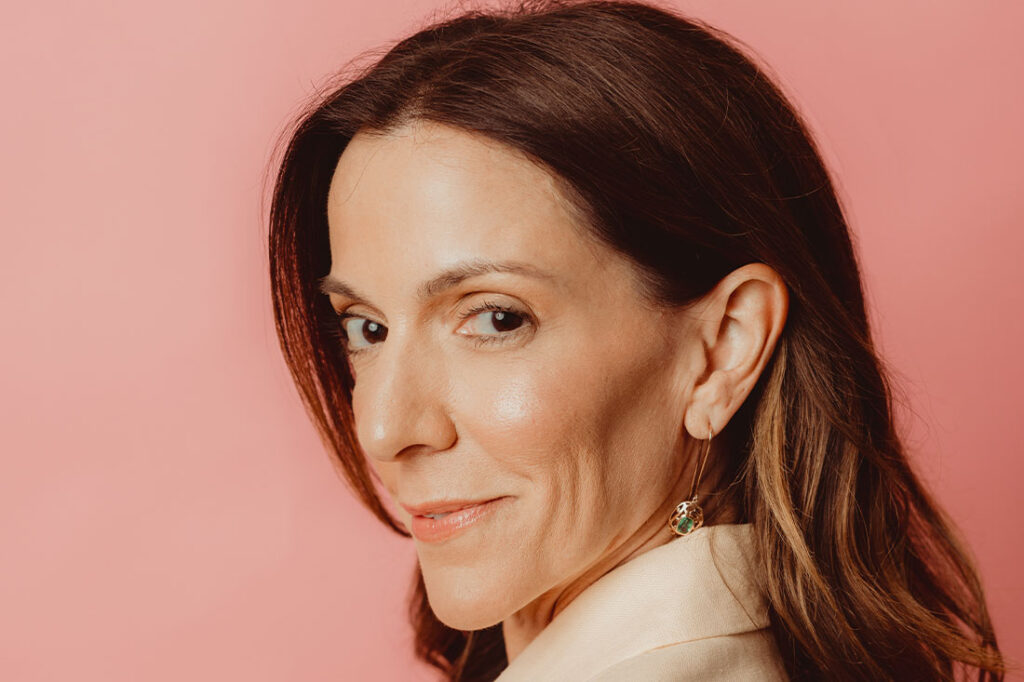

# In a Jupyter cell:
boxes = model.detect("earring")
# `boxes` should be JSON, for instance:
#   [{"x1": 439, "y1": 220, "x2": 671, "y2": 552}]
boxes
[{"x1": 668, "y1": 423, "x2": 713, "y2": 536}]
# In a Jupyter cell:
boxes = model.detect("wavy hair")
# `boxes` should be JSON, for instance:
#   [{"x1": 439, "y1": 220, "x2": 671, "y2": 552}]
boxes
[{"x1": 266, "y1": 1, "x2": 1007, "y2": 679}]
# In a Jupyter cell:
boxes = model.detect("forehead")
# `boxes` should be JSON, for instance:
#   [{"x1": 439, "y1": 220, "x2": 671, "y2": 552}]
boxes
[{"x1": 325, "y1": 120, "x2": 615, "y2": 283}]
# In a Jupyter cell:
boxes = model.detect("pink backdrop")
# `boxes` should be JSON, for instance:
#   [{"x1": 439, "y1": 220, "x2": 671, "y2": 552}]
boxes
[{"x1": 1, "y1": 0, "x2": 1020, "y2": 679}]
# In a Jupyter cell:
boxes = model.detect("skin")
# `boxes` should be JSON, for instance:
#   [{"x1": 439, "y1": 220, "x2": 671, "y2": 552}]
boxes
[{"x1": 322, "y1": 120, "x2": 788, "y2": 662}]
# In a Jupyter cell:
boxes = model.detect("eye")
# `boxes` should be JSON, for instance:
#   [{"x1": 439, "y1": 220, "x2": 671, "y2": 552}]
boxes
[
  {"x1": 457, "y1": 300, "x2": 531, "y2": 343},
  {"x1": 336, "y1": 315, "x2": 388, "y2": 354}
]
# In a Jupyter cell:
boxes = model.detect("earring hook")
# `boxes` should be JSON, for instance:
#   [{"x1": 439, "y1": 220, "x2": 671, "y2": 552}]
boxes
[{"x1": 688, "y1": 422, "x2": 713, "y2": 503}]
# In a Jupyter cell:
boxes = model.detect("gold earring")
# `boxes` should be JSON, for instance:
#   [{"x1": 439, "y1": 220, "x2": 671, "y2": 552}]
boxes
[{"x1": 668, "y1": 423, "x2": 713, "y2": 536}]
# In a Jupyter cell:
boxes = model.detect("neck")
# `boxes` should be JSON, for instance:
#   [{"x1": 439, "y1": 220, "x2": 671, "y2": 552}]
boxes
[{"x1": 501, "y1": 439, "x2": 738, "y2": 663}]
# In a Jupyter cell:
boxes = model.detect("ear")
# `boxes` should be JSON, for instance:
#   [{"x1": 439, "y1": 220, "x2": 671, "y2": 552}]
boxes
[{"x1": 682, "y1": 263, "x2": 789, "y2": 440}]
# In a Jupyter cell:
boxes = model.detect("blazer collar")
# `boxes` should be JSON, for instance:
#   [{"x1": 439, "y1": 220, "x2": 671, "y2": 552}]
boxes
[{"x1": 495, "y1": 523, "x2": 769, "y2": 681}]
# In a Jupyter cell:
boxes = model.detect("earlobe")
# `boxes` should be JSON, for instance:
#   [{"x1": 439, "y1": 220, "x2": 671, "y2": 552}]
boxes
[{"x1": 683, "y1": 375, "x2": 727, "y2": 440}]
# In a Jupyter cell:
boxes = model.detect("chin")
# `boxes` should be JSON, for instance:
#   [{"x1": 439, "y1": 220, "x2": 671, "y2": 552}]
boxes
[{"x1": 422, "y1": 569, "x2": 511, "y2": 631}]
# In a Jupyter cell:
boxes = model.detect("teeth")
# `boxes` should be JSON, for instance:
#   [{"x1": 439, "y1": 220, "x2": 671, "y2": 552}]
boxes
[{"x1": 424, "y1": 512, "x2": 451, "y2": 519}]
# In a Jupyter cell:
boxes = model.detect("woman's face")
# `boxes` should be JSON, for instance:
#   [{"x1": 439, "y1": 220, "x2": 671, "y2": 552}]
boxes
[{"x1": 322, "y1": 120, "x2": 702, "y2": 631}]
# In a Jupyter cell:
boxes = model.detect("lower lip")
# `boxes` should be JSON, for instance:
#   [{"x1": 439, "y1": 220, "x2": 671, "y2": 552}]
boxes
[{"x1": 410, "y1": 497, "x2": 507, "y2": 543}]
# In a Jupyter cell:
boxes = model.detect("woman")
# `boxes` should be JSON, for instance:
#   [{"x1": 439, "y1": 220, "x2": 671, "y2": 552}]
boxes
[{"x1": 267, "y1": 0, "x2": 1007, "y2": 679}]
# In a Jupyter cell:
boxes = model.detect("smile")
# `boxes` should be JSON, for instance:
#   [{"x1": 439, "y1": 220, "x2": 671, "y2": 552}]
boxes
[{"x1": 409, "y1": 497, "x2": 508, "y2": 543}]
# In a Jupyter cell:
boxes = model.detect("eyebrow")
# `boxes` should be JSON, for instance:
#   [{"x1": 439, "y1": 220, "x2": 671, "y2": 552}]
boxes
[{"x1": 317, "y1": 259, "x2": 556, "y2": 306}]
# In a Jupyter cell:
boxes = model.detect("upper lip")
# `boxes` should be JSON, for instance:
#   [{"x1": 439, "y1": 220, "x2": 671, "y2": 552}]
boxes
[{"x1": 400, "y1": 497, "x2": 503, "y2": 516}]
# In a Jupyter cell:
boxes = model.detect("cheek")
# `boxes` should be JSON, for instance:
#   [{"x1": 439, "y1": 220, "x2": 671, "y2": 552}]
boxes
[
  {"x1": 453, "y1": 358, "x2": 598, "y2": 469},
  {"x1": 484, "y1": 374, "x2": 541, "y2": 427},
  {"x1": 459, "y1": 371, "x2": 548, "y2": 448},
  {"x1": 365, "y1": 458, "x2": 400, "y2": 503}
]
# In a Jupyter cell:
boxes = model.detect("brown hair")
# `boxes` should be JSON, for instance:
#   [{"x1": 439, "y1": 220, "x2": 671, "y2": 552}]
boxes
[{"x1": 266, "y1": 1, "x2": 1007, "y2": 679}]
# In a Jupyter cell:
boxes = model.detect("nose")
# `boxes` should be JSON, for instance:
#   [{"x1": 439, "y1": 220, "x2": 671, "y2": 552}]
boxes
[{"x1": 351, "y1": 328, "x2": 457, "y2": 463}]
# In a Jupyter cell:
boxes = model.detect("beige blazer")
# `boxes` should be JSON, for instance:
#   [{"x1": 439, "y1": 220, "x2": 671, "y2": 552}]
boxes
[{"x1": 495, "y1": 523, "x2": 789, "y2": 681}]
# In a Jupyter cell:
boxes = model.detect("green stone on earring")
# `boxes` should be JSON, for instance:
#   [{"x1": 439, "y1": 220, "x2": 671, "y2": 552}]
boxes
[{"x1": 669, "y1": 498, "x2": 704, "y2": 536}]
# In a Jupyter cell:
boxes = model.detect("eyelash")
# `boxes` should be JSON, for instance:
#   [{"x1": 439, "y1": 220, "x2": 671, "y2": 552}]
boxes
[{"x1": 329, "y1": 299, "x2": 533, "y2": 358}]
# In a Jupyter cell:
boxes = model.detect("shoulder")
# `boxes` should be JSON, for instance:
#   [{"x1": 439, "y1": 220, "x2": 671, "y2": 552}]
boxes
[
  {"x1": 587, "y1": 629, "x2": 790, "y2": 682},
  {"x1": 496, "y1": 524, "x2": 787, "y2": 682}
]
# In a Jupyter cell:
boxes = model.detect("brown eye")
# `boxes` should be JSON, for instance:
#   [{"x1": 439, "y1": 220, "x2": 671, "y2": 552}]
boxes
[
  {"x1": 480, "y1": 309, "x2": 526, "y2": 333},
  {"x1": 339, "y1": 316, "x2": 387, "y2": 352},
  {"x1": 458, "y1": 300, "x2": 533, "y2": 346}
]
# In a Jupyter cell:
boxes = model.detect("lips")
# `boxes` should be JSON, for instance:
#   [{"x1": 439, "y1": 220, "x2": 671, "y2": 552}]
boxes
[
  {"x1": 400, "y1": 498, "x2": 501, "y2": 517},
  {"x1": 406, "y1": 497, "x2": 508, "y2": 543}
]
